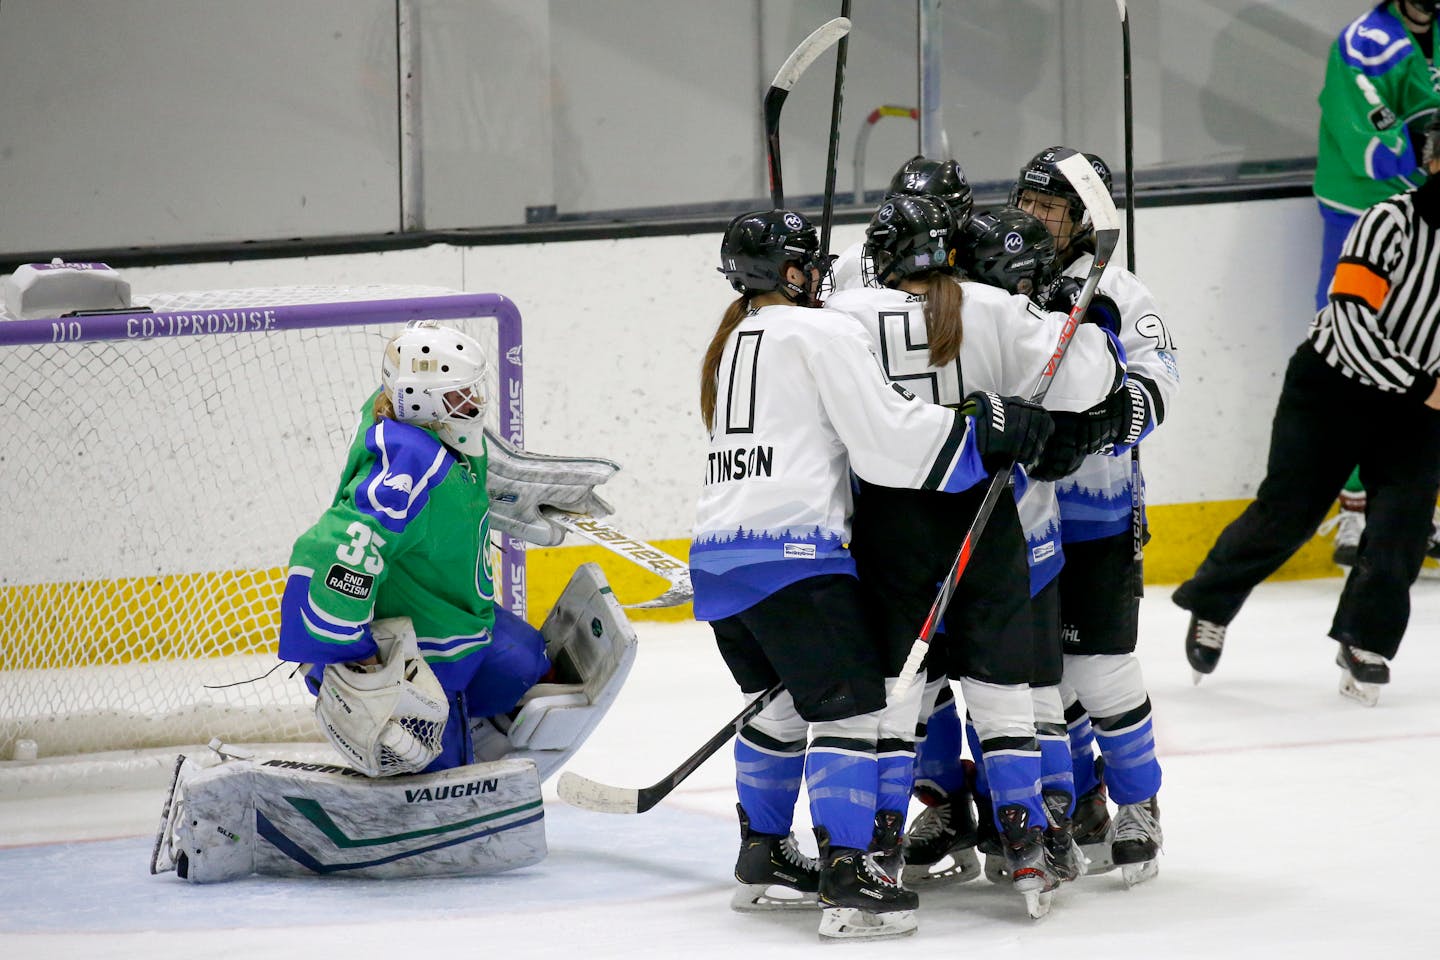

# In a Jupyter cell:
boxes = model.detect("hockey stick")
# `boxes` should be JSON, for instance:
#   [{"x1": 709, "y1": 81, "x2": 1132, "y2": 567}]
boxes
[
  {"x1": 540, "y1": 507, "x2": 692, "y2": 608},
  {"x1": 889, "y1": 151, "x2": 1122, "y2": 706},
  {"x1": 556, "y1": 681, "x2": 785, "y2": 814},
  {"x1": 764, "y1": 16, "x2": 852, "y2": 208},
  {"x1": 818, "y1": 1, "x2": 853, "y2": 260},
  {"x1": 1116, "y1": 0, "x2": 1145, "y2": 598},
  {"x1": 1116, "y1": 0, "x2": 1136, "y2": 274}
]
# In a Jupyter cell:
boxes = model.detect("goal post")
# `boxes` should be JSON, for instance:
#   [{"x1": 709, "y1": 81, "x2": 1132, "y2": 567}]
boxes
[{"x1": 0, "y1": 280, "x2": 525, "y2": 761}]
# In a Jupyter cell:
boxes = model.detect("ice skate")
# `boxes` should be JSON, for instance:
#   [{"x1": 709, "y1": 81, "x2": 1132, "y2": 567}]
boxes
[
  {"x1": 730, "y1": 804, "x2": 820, "y2": 912},
  {"x1": 1336, "y1": 643, "x2": 1389, "y2": 707},
  {"x1": 900, "y1": 781, "x2": 982, "y2": 887},
  {"x1": 1111, "y1": 795, "x2": 1162, "y2": 887},
  {"x1": 1317, "y1": 494, "x2": 1365, "y2": 569},
  {"x1": 1184, "y1": 615, "x2": 1227, "y2": 683},
  {"x1": 815, "y1": 828, "x2": 918, "y2": 941},
  {"x1": 973, "y1": 789, "x2": 1010, "y2": 884},
  {"x1": 868, "y1": 809, "x2": 906, "y2": 881},
  {"x1": 1072, "y1": 777, "x2": 1116, "y2": 874},
  {"x1": 1041, "y1": 789, "x2": 1086, "y2": 883},
  {"x1": 1421, "y1": 508, "x2": 1440, "y2": 579},
  {"x1": 997, "y1": 804, "x2": 1058, "y2": 919}
]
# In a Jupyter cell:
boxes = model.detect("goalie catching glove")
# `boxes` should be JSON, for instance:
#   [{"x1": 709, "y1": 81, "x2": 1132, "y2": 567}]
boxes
[
  {"x1": 313, "y1": 618, "x2": 448, "y2": 777},
  {"x1": 1028, "y1": 379, "x2": 1150, "y2": 481},
  {"x1": 484, "y1": 427, "x2": 620, "y2": 547}
]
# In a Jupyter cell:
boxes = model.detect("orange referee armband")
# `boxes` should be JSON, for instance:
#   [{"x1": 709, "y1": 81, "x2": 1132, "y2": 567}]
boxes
[{"x1": 1329, "y1": 262, "x2": 1389, "y2": 311}]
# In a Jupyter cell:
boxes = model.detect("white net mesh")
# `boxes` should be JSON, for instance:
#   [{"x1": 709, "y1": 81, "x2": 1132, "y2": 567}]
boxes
[{"x1": 0, "y1": 284, "x2": 522, "y2": 759}]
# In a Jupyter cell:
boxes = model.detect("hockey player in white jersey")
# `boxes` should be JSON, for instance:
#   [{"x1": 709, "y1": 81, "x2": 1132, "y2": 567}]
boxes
[
  {"x1": 1013, "y1": 146, "x2": 1180, "y2": 886},
  {"x1": 825, "y1": 195, "x2": 1127, "y2": 917},
  {"x1": 886, "y1": 206, "x2": 1065, "y2": 893},
  {"x1": 693, "y1": 208, "x2": 1059, "y2": 940},
  {"x1": 955, "y1": 206, "x2": 1114, "y2": 891},
  {"x1": 830, "y1": 155, "x2": 974, "y2": 293}
]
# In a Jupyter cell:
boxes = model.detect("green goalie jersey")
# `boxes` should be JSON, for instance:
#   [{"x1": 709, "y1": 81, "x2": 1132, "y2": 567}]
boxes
[
  {"x1": 1315, "y1": 3, "x2": 1440, "y2": 214},
  {"x1": 277, "y1": 394, "x2": 496, "y2": 689}
]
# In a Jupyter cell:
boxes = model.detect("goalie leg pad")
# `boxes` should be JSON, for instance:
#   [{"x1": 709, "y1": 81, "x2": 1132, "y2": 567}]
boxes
[
  {"x1": 491, "y1": 562, "x2": 638, "y2": 781},
  {"x1": 155, "y1": 754, "x2": 546, "y2": 882}
]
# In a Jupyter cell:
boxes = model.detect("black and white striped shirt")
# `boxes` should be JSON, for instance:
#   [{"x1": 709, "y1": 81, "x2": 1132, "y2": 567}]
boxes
[{"x1": 1310, "y1": 175, "x2": 1440, "y2": 398}]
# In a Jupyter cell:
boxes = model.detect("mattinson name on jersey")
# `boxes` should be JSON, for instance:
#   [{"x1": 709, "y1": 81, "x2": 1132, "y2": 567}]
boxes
[{"x1": 705, "y1": 445, "x2": 774, "y2": 484}]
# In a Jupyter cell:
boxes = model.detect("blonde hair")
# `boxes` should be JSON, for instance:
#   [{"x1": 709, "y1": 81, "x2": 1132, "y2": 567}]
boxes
[
  {"x1": 700, "y1": 295, "x2": 751, "y2": 432},
  {"x1": 373, "y1": 389, "x2": 396, "y2": 423}
]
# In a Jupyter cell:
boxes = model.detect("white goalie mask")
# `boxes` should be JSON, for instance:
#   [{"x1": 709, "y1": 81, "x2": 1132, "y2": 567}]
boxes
[{"x1": 381, "y1": 320, "x2": 490, "y2": 456}]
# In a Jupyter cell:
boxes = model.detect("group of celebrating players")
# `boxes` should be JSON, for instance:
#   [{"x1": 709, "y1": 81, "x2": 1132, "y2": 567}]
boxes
[{"x1": 690, "y1": 146, "x2": 1177, "y2": 938}]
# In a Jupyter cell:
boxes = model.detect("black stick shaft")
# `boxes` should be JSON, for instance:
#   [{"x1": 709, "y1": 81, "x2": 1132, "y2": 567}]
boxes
[{"x1": 819, "y1": 0, "x2": 853, "y2": 259}]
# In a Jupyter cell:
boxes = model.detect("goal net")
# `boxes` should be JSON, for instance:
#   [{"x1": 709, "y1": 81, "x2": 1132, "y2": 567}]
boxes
[{"x1": 0, "y1": 280, "x2": 524, "y2": 761}]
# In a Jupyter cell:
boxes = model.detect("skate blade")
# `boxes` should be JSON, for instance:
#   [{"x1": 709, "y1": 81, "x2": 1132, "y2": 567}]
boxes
[
  {"x1": 1120, "y1": 858, "x2": 1159, "y2": 887},
  {"x1": 1191, "y1": 669, "x2": 1208, "y2": 686},
  {"x1": 1079, "y1": 841, "x2": 1117, "y2": 874},
  {"x1": 1021, "y1": 888, "x2": 1054, "y2": 919},
  {"x1": 982, "y1": 852, "x2": 1010, "y2": 884},
  {"x1": 730, "y1": 883, "x2": 818, "y2": 912},
  {"x1": 900, "y1": 847, "x2": 981, "y2": 887},
  {"x1": 817, "y1": 907, "x2": 917, "y2": 941},
  {"x1": 1338, "y1": 674, "x2": 1381, "y2": 706}
]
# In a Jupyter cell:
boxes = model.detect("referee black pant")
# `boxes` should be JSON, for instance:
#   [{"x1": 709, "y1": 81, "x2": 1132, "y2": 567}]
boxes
[{"x1": 1173, "y1": 342, "x2": 1440, "y2": 659}]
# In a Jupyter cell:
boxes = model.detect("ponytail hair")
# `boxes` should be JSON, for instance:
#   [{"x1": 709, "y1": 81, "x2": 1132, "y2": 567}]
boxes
[
  {"x1": 700, "y1": 295, "x2": 751, "y2": 431},
  {"x1": 922, "y1": 272, "x2": 965, "y2": 367}
]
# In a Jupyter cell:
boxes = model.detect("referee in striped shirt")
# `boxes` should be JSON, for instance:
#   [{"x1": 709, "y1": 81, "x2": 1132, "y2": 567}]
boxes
[{"x1": 1173, "y1": 113, "x2": 1440, "y2": 703}]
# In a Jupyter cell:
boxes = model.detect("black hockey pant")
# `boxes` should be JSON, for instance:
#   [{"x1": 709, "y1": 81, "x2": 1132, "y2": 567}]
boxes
[{"x1": 1173, "y1": 343, "x2": 1440, "y2": 659}]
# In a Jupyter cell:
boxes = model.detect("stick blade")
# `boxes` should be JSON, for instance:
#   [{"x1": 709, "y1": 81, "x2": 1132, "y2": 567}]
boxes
[
  {"x1": 556, "y1": 770, "x2": 642, "y2": 815},
  {"x1": 768, "y1": 17, "x2": 851, "y2": 91},
  {"x1": 1056, "y1": 151, "x2": 1120, "y2": 234}
]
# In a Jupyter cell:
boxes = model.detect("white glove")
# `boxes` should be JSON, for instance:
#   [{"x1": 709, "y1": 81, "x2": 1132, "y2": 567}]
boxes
[{"x1": 484, "y1": 427, "x2": 620, "y2": 547}]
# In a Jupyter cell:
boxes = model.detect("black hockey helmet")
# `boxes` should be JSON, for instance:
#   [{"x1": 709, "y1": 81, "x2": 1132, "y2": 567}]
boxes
[
  {"x1": 863, "y1": 195, "x2": 961, "y2": 288},
  {"x1": 1400, "y1": 0, "x2": 1437, "y2": 19},
  {"x1": 959, "y1": 205, "x2": 1058, "y2": 297},
  {"x1": 718, "y1": 209, "x2": 825, "y2": 298},
  {"x1": 886, "y1": 155, "x2": 974, "y2": 229},
  {"x1": 1008, "y1": 146, "x2": 1114, "y2": 246}
]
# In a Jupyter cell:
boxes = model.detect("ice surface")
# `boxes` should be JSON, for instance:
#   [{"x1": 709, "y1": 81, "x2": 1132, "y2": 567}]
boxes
[{"x1": 3, "y1": 579, "x2": 1438, "y2": 957}]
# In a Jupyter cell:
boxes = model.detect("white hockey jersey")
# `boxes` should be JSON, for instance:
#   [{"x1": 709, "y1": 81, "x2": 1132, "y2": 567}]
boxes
[
  {"x1": 691, "y1": 302, "x2": 995, "y2": 622},
  {"x1": 1052, "y1": 255, "x2": 1179, "y2": 544},
  {"x1": 827, "y1": 280, "x2": 1128, "y2": 591},
  {"x1": 830, "y1": 238, "x2": 868, "y2": 294}
]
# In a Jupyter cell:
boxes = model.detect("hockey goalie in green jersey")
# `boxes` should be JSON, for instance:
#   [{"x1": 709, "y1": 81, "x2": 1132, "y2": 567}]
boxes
[{"x1": 277, "y1": 319, "x2": 552, "y2": 776}]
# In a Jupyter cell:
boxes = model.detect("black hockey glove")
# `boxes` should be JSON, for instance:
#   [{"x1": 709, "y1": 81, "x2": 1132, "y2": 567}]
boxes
[
  {"x1": 1041, "y1": 276, "x2": 1122, "y2": 335},
  {"x1": 965, "y1": 391, "x2": 1054, "y2": 472},
  {"x1": 1029, "y1": 381, "x2": 1150, "y2": 481}
]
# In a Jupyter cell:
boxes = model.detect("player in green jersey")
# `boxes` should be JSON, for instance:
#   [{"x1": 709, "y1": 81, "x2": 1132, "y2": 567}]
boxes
[{"x1": 278, "y1": 320, "x2": 550, "y2": 774}]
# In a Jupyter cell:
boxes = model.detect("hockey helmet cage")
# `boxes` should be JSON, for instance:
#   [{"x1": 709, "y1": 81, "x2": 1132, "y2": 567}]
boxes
[
  {"x1": 886, "y1": 155, "x2": 975, "y2": 228},
  {"x1": 380, "y1": 320, "x2": 490, "y2": 456},
  {"x1": 1009, "y1": 146, "x2": 1114, "y2": 241},
  {"x1": 959, "y1": 205, "x2": 1058, "y2": 297},
  {"x1": 863, "y1": 194, "x2": 962, "y2": 288},
  {"x1": 718, "y1": 209, "x2": 825, "y2": 297}
]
